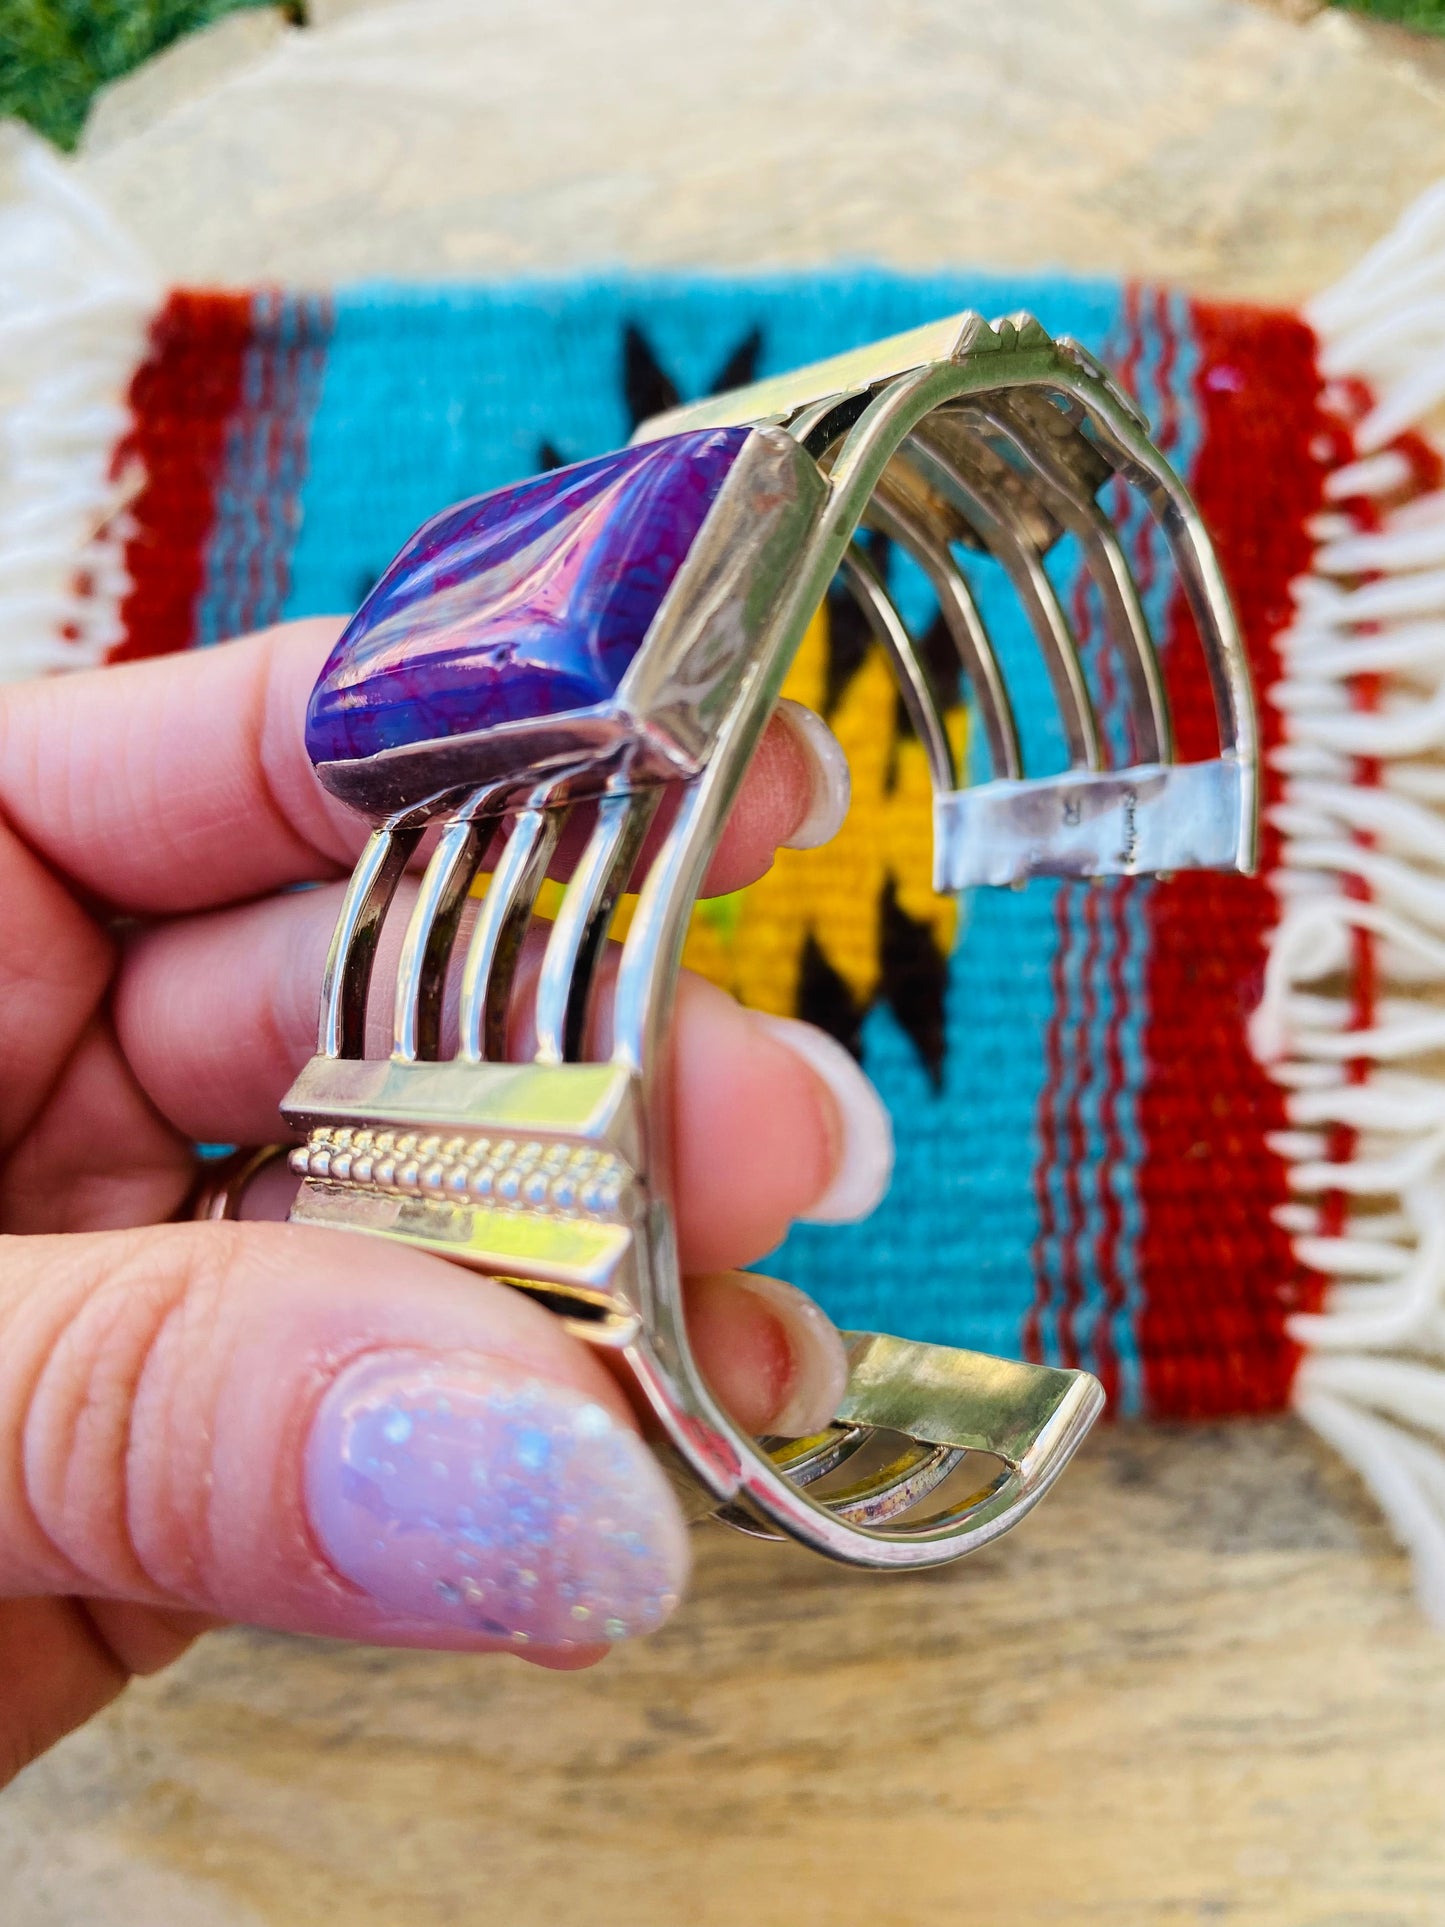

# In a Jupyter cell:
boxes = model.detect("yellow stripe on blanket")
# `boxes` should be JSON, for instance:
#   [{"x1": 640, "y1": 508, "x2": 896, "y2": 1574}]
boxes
[{"x1": 475, "y1": 601, "x2": 965, "y2": 1019}]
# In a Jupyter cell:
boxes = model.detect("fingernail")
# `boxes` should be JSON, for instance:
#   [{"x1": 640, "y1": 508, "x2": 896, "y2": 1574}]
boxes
[
  {"x1": 776, "y1": 698, "x2": 851, "y2": 849},
  {"x1": 750, "y1": 1012, "x2": 894, "y2": 1224},
  {"x1": 306, "y1": 1352, "x2": 690, "y2": 1649},
  {"x1": 730, "y1": 1273, "x2": 850, "y2": 1437}
]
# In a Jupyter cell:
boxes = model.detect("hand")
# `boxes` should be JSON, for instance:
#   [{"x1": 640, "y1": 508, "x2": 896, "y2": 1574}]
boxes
[{"x1": 0, "y1": 618, "x2": 890, "y2": 1783}]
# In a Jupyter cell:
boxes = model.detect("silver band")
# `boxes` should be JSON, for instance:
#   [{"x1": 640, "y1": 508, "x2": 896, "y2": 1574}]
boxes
[{"x1": 279, "y1": 308, "x2": 1256, "y2": 1567}]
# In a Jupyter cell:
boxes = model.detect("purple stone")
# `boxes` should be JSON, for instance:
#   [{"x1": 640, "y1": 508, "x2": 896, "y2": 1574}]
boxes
[{"x1": 306, "y1": 427, "x2": 750, "y2": 770}]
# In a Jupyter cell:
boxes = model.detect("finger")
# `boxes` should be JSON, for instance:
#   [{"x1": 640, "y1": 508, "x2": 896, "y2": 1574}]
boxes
[
  {"x1": 80, "y1": 1599, "x2": 221, "y2": 1677},
  {"x1": 0, "y1": 812, "x2": 113, "y2": 1155},
  {"x1": 0, "y1": 1222, "x2": 686, "y2": 1657},
  {"x1": 0, "y1": 621, "x2": 846, "y2": 916},
  {"x1": 606, "y1": 694, "x2": 850, "y2": 900},
  {"x1": 114, "y1": 885, "x2": 894, "y2": 1271},
  {"x1": 685, "y1": 1271, "x2": 849, "y2": 1438},
  {"x1": 0, "y1": 1017, "x2": 190, "y2": 1235},
  {"x1": 0, "y1": 619, "x2": 358, "y2": 914},
  {"x1": 0, "y1": 1595, "x2": 219, "y2": 1789},
  {"x1": 0, "y1": 1599, "x2": 127, "y2": 1789},
  {"x1": 228, "y1": 1172, "x2": 848, "y2": 1441}
]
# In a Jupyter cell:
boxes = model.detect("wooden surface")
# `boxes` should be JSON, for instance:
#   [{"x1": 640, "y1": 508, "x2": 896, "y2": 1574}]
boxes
[{"x1": 8, "y1": 1420, "x2": 1445, "y2": 1926}]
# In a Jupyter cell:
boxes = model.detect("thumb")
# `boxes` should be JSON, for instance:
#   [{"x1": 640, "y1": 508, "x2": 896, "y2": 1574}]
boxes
[{"x1": 0, "y1": 1222, "x2": 691, "y2": 1657}]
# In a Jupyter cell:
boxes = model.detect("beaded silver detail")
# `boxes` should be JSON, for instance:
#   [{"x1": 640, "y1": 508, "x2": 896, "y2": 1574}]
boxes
[{"x1": 288, "y1": 1125, "x2": 632, "y2": 1221}]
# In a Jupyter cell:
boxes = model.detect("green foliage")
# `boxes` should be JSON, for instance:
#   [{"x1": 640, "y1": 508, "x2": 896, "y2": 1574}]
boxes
[
  {"x1": 0, "y1": 0, "x2": 289, "y2": 150},
  {"x1": 1334, "y1": 0, "x2": 1445, "y2": 24}
]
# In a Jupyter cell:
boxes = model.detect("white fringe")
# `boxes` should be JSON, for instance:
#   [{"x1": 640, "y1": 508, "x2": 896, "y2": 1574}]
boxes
[
  {"x1": 1254, "y1": 181, "x2": 1445, "y2": 1623},
  {"x1": 0, "y1": 125, "x2": 157, "y2": 681}
]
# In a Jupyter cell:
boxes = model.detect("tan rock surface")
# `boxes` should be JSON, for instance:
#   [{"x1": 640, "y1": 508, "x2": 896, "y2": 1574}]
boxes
[
  {"x1": 8, "y1": 1424, "x2": 1445, "y2": 1926},
  {"x1": 69, "y1": 0, "x2": 1445, "y2": 302}
]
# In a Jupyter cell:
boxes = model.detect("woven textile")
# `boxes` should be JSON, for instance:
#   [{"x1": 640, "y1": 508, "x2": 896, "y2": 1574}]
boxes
[
  {"x1": 17, "y1": 110, "x2": 1445, "y2": 1611},
  {"x1": 95, "y1": 273, "x2": 1337, "y2": 1422}
]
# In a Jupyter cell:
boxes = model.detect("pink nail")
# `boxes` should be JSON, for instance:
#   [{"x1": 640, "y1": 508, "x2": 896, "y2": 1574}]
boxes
[{"x1": 306, "y1": 1351, "x2": 690, "y2": 1649}]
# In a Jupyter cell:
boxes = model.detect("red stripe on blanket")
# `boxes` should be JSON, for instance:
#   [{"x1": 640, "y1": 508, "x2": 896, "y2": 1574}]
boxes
[
  {"x1": 1137, "y1": 302, "x2": 1329, "y2": 1419},
  {"x1": 110, "y1": 291, "x2": 254, "y2": 662}
]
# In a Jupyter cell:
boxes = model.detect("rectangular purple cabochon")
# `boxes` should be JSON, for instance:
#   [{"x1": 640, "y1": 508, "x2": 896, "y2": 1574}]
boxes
[{"x1": 305, "y1": 426, "x2": 749, "y2": 765}]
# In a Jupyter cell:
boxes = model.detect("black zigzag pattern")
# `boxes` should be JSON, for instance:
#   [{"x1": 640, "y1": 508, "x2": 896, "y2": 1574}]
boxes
[
  {"x1": 817, "y1": 532, "x2": 953, "y2": 1085},
  {"x1": 540, "y1": 320, "x2": 765, "y2": 474}
]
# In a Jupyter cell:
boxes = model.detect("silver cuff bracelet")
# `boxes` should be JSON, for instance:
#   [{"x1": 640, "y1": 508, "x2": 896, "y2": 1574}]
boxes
[{"x1": 266, "y1": 309, "x2": 1256, "y2": 1569}]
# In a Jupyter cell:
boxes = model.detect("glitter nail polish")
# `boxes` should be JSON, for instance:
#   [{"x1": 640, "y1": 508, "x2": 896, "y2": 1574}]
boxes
[{"x1": 306, "y1": 1351, "x2": 690, "y2": 1647}]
